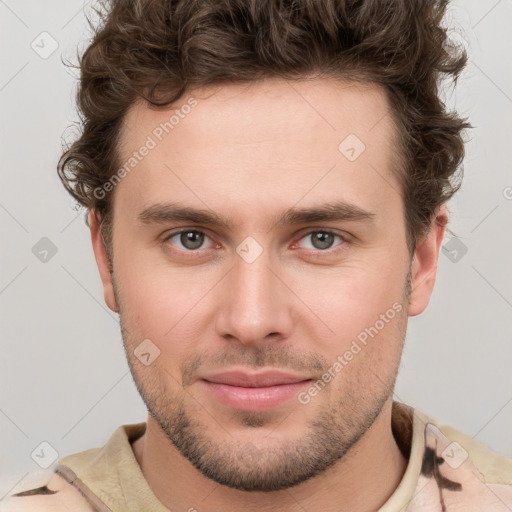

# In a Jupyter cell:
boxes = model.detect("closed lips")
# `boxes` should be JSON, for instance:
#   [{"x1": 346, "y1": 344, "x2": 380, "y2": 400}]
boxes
[{"x1": 201, "y1": 371, "x2": 312, "y2": 387}]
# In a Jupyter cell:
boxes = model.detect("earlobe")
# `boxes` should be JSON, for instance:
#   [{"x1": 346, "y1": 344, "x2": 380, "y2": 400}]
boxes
[
  {"x1": 88, "y1": 209, "x2": 119, "y2": 313},
  {"x1": 407, "y1": 206, "x2": 448, "y2": 317}
]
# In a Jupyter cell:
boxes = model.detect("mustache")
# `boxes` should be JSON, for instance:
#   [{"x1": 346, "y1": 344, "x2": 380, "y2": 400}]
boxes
[{"x1": 181, "y1": 344, "x2": 328, "y2": 387}]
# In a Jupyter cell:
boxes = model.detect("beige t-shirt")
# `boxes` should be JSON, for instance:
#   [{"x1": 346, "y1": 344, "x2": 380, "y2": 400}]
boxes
[{"x1": 2, "y1": 401, "x2": 512, "y2": 511}]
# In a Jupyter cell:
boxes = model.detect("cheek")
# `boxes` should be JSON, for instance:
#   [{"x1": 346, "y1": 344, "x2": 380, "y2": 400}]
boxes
[
  {"x1": 289, "y1": 258, "x2": 406, "y2": 337},
  {"x1": 298, "y1": 269, "x2": 407, "y2": 388},
  {"x1": 114, "y1": 254, "x2": 218, "y2": 354}
]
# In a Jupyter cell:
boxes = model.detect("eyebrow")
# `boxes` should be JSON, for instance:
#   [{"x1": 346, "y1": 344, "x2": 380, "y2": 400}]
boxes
[{"x1": 137, "y1": 200, "x2": 376, "y2": 231}]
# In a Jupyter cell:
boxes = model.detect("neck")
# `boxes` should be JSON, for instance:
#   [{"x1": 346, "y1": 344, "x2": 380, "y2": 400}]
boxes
[
  {"x1": 133, "y1": 399, "x2": 407, "y2": 512},
  {"x1": 131, "y1": 399, "x2": 408, "y2": 512}
]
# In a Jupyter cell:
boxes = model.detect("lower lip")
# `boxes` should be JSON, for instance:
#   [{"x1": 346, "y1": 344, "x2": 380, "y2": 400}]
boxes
[{"x1": 202, "y1": 380, "x2": 312, "y2": 412}]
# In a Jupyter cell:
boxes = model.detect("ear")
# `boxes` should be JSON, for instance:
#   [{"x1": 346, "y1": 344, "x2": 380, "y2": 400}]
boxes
[
  {"x1": 88, "y1": 209, "x2": 119, "y2": 313},
  {"x1": 408, "y1": 205, "x2": 448, "y2": 317}
]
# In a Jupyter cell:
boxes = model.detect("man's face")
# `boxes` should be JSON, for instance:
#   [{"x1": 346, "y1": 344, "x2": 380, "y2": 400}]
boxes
[{"x1": 95, "y1": 77, "x2": 427, "y2": 491}]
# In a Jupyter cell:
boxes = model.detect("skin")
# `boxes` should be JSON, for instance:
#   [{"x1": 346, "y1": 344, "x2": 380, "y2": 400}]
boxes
[{"x1": 89, "y1": 76, "x2": 447, "y2": 512}]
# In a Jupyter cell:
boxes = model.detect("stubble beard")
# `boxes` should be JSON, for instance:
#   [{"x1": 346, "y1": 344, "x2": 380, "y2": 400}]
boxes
[{"x1": 113, "y1": 272, "x2": 410, "y2": 492}]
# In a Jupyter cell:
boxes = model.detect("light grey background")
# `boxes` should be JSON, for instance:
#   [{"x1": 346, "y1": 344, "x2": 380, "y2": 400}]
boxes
[{"x1": 1, "y1": 0, "x2": 511, "y2": 498}]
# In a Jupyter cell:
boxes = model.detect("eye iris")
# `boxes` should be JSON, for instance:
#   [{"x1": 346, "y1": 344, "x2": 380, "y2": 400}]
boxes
[
  {"x1": 312, "y1": 232, "x2": 334, "y2": 250},
  {"x1": 181, "y1": 231, "x2": 204, "y2": 250}
]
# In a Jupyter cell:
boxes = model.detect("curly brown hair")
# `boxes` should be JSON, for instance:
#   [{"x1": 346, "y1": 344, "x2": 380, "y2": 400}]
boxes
[{"x1": 58, "y1": 0, "x2": 470, "y2": 258}]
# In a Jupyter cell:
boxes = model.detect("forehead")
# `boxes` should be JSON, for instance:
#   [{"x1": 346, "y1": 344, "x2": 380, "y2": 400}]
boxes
[
  {"x1": 114, "y1": 77, "x2": 400, "y2": 222},
  {"x1": 120, "y1": 77, "x2": 394, "y2": 150}
]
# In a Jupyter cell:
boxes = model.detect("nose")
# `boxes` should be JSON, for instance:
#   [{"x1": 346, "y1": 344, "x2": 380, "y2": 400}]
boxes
[{"x1": 214, "y1": 242, "x2": 293, "y2": 347}]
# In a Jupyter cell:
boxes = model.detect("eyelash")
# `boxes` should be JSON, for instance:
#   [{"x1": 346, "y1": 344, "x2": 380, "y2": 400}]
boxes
[{"x1": 161, "y1": 228, "x2": 349, "y2": 259}]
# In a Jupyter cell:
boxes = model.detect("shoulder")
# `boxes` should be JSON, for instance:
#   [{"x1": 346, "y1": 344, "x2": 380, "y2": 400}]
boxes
[
  {"x1": 436, "y1": 419, "x2": 512, "y2": 484},
  {"x1": 1, "y1": 422, "x2": 146, "y2": 512},
  {"x1": 407, "y1": 406, "x2": 512, "y2": 511},
  {"x1": 0, "y1": 468, "x2": 98, "y2": 512},
  {"x1": 417, "y1": 405, "x2": 512, "y2": 485}
]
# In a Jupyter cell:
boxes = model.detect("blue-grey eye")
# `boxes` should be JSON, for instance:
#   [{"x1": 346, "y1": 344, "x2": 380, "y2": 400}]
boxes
[{"x1": 299, "y1": 231, "x2": 340, "y2": 250}]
